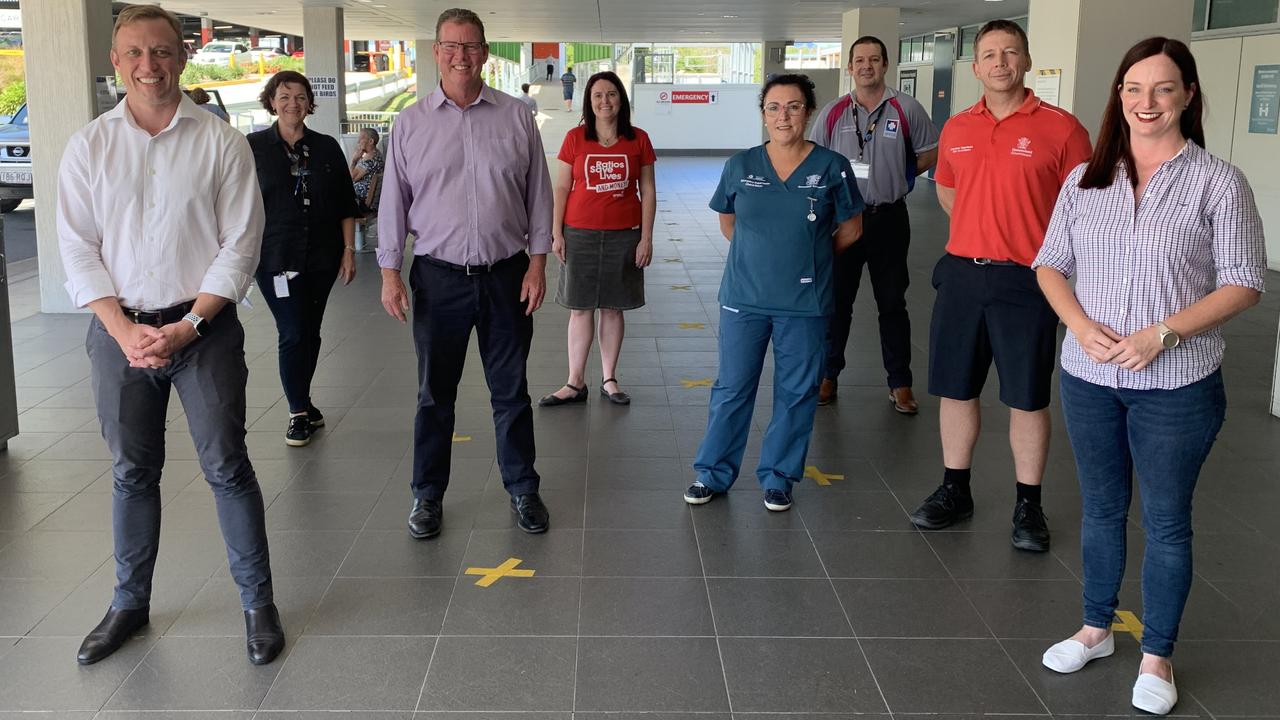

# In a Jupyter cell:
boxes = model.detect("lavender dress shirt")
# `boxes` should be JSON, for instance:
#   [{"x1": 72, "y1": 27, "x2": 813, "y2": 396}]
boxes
[{"x1": 376, "y1": 84, "x2": 553, "y2": 269}]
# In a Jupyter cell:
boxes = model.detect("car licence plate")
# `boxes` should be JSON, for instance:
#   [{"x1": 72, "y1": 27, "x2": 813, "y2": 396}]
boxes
[{"x1": 0, "y1": 169, "x2": 30, "y2": 184}]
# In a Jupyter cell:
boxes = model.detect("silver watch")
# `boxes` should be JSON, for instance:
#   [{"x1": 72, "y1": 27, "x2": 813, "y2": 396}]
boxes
[
  {"x1": 183, "y1": 311, "x2": 205, "y2": 337},
  {"x1": 1156, "y1": 321, "x2": 1180, "y2": 349}
]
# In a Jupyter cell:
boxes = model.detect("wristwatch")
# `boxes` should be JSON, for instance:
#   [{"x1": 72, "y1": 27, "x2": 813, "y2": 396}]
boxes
[
  {"x1": 183, "y1": 311, "x2": 206, "y2": 338},
  {"x1": 1156, "y1": 321, "x2": 1180, "y2": 349}
]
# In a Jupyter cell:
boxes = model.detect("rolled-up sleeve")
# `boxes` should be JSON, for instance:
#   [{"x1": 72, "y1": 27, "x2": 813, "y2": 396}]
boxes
[
  {"x1": 1210, "y1": 166, "x2": 1267, "y2": 292},
  {"x1": 376, "y1": 117, "x2": 411, "y2": 270},
  {"x1": 1032, "y1": 165, "x2": 1081, "y2": 277},
  {"x1": 200, "y1": 133, "x2": 264, "y2": 302},
  {"x1": 57, "y1": 134, "x2": 118, "y2": 307},
  {"x1": 523, "y1": 109, "x2": 553, "y2": 255}
]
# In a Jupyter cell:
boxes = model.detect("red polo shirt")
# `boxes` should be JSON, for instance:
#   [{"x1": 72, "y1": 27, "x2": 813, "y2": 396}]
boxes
[{"x1": 934, "y1": 90, "x2": 1092, "y2": 266}]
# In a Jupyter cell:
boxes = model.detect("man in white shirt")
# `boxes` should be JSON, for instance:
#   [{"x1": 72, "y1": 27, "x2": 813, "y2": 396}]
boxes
[{"x1": 56, "y1": 5, "x2": 283, "y2": 667}]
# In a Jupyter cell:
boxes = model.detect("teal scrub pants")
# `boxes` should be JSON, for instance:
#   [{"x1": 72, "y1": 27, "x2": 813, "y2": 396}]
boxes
[{"x1": 693, "y1": 306, "x2": 827, "y2": 493}]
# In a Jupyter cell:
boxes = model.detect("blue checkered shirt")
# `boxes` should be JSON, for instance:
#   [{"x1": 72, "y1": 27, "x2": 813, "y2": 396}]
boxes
[{"x1": 1033, "y1": 141, "x2": 1267, "y2": 390}]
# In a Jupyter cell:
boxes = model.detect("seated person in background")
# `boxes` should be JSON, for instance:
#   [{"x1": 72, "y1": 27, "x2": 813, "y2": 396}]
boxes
[
  {"x1": 350, "y1": 127, "x2": 384, "y2": 216},
  {"x1": 190, "y1": 86, "x2": 229, "y2": 122}
]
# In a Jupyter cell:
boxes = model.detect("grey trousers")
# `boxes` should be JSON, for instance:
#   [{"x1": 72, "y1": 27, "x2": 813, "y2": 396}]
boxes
[{"x1": 87, "y1": 307, "x2": 273, "y2": 611}]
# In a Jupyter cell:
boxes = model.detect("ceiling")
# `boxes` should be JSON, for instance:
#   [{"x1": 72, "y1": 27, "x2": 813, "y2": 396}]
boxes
[{"x1": 152, "y1": 0, "x2": 1029, "y2": 42}]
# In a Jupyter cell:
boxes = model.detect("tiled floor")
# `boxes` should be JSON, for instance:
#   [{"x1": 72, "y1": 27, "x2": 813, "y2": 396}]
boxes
[{"x1": 1, "y1": 155, "x2": 1279, "y2": 718}]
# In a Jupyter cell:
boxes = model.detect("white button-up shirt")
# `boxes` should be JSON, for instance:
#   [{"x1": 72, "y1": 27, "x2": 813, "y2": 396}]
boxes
[
  {"x1": 57, "y1": 95, "x2": 264, "y2": 310},
  {"x1": 1033, "y1": 141, "x2": 1267, "y2": 390}
]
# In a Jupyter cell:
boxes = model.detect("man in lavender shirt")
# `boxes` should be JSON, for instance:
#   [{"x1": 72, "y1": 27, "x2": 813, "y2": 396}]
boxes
[{"x1": 377, "y1": 7, "x2": 554, "y2": 539}]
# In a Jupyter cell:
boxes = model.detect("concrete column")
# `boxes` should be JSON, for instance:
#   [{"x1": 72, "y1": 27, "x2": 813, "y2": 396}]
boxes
[
  {"x1": 303, "y1": 6, "x2": 347, "y2": 139},
  {"x1": 200, "y1": 16, "x2": 212, "y2": 47},
  {"x1": 762, "y1": 40, "x2": 788, "y2": 80},
  {"x1": 21, "y1": 0, "x2": 113, "y2": 313},
  {"x1": 415, "y1": 37, "x2": 439, "y2": 92},
  {"x1": 1028, "y1": 0, "x2": 1192, "y2": 139},
  {"x1": 840, "y1": 7, "x2": 899, "y2": 97}
]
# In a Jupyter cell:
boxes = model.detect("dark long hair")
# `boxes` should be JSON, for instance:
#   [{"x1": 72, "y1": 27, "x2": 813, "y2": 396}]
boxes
[
  {"x1": 581, "y1": 71, "x2": 635, "y2": 142},
  {"x1": 1079, "y1": 37, "x2": 1204, "y2": 190}
]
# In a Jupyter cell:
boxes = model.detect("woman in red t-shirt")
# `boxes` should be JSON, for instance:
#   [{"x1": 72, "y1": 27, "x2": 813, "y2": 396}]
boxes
[{"x1": 539, "y1": 71, "x2": 657, "y2": 407}]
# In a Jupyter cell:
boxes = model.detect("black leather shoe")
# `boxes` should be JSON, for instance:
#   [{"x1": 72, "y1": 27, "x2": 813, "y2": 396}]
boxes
[
  {"x1": 909, "y1": 482, "x2": 975, "y2": 530},
  {"x1": 244, "y1": 604, "x2": 286, "y2": 665},
  {"x1": 77, "y1": 606, "x2": 149, "y2": 665},
  {"x1": 1011, "y1": 498, "x2": 1051, "y2": 553},
  {"x1": 538, "y1": 383, "x2": 587, "y2": 407},
  {"x1": 408, "y1": 498, "x2": 443, "y2": 539},
  {"x1": 511, "y1": 492, "x2": 550, "y2": 533}
]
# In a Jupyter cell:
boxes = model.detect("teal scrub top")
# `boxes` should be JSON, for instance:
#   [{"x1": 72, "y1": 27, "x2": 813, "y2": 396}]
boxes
[{"x1": 710, "y1": 143, "x2": 865, "y2": 317}]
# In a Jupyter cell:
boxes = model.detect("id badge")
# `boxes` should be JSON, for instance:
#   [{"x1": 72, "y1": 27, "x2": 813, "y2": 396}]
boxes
[
  {"x1": 273, "y1": 273, "x2": 290, "y2": 298},
  {"x1": 851, "y1": 161, "x2": 871, "y2": 180}
]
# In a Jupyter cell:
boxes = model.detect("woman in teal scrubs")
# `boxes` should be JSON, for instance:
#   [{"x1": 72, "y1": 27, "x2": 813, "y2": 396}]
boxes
[{"x1": 684, "y1": 74, "x2": 865, "y2": 512}]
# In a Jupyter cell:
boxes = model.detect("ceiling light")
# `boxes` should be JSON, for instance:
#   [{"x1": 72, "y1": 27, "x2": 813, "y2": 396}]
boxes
[
  {"x1": 722, "y1": 14, "x2": 738, "y2": 18},
  {"x1": 214, "y1": 25, "x2": 232, "y2": 29}
]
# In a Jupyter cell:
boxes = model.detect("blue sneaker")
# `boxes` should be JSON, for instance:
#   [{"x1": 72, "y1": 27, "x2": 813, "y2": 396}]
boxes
[
  {"x1": 684, "y1": 481, "x2": 717, "y2": 505},
  {"x1": 763, "y1": 489, "x2": 792, "y2": 512}
]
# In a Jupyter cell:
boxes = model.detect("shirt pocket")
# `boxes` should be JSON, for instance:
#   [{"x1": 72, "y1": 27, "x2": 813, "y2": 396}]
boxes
[{"x1": 478, "y1": 136, "x2": 529, "y2": 184}]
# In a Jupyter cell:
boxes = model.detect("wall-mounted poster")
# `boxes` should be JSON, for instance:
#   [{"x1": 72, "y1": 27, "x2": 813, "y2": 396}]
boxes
[{"x1": 1249, "y1": 64, "x2": 1278, "y2": 135}]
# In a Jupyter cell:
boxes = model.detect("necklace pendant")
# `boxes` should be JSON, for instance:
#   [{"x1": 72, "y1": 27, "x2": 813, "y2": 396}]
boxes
[{"x1": 807, "y1": 212, "x2": 817, "y2": 222}]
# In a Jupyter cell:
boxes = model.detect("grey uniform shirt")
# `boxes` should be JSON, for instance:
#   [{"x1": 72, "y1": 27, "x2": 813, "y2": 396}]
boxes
[{"x1": 810, "y1": 87, "x2": 939, "y2": 206}]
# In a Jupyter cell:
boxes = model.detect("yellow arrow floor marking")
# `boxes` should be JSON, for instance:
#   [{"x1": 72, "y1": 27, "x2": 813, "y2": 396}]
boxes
[
  {"x1": 804, "y1": 465, "x2": 845, "y2": 486},
  {"x1": 1112, "y1": 610, "x2": 1144, "y2": 642},
  {"x1": 681, "y1": 378, "x2": 714, "y2": 389},
  {"x1": 464, "y1": 557, "x2": 536, "y2": 588},
  {"x1": 452, "y1": 433, "x2": 471, "y2": 442}
]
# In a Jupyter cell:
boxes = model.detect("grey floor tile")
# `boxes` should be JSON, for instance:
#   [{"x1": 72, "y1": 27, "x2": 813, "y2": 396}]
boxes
[
  {"x1": 419, "y1": 636, "x2": 575, "y2": 711},
  {"x1": 264, "y1": 491, "x2": 380, "y2": 532},
  {"x1": 459, "y1": 528, "x2": 583, "y2": 577},
  {"x1": 262, "y1": 636, "x2": 434, "y2": 711},
  {"x1": 575, "y1": 637, "x2": 729, "y2": 712},
  {"x1": 0, "y1": 492, "x2": 76, "y2": 533},
  {"x1": 812, "y1": 530, "x2": 949, "y2": 578},
  {"x1": 579, "y1": 577, "x2": 714, "y2": 636},
  {"x1": 105, "y1": 637, "x2": 282, "y2": 710},
  {"x1": 364, "y1": 490, "x2": 485, "y2": 532},
  {"x1": 99, "y1": 713, "x2": 254, "y2": 720},
  {"x1": 0, "y1": 578, "x2": 79, "y2": 635},
  {"x1": 217, "y1": 532, "x2": 357, "y2": 579},
  {"x1": 859, "y1": 638, "x2": 1046, "y2": 714},
  {"x1": 689, "y1": 494, "x2": 808, "y2": 530},
  {"x1": 285, "y1": 458, "x2": 399, "y2": 493},
  {"x1": 471, "y1": 488, "x2": 585, "y2": 530},
  {"x1": 582, "y1": 529, "x2": 703, "y2": 577},
  {"x1": 584, "y1": 489, "x2": 693, "y2": 529},
  {"x1": 0, "y1": 459, "x2": 107, "y2": 493},
  {"x1": 585, "y1": 456, "x2": 689, "y2": 491},
  {"x1": 959, "y1": 579, "x2": 1086, "y2": 639},
  {"x1": 0, "y1": 636, "x2": 152, "y2": 710},
  {"x1": 698, "y1": 528, "x2": 825, "y2": 578},
  {"x1": 708, "y1": 578, "x2": 852, "y2": 637},
  {"x1": 169, "y1": 576, "x2": 331, "y2": 637},
  {"x1": 442, "y1": 575, "x2": 579, "y2": 636},
  {"x1": 0, "y1": 531, "x2": 112, "y2": 580},
  {"x1": 718, "y1": 637, "x2": 886, "y2": 713},
  {"x1": 1175, "y1": 640, "x2": 1280, "y2": 716},
  {"x1": 29, "y1": 568, "x2": 205, "y2": 638},
  {"x1": 832, "y1": 578, "x2": 992, "y2": 639},
  {"x1": 262, "y1": 714, "x2": 406, "y2": 720},
  {"x1": 337, "y1": 530, "x2": 469, "y2": 578},
  {"x1": 926, "y1": 531, "x2": 1075, "y2": 580},
  {"x1": 795, "y1": 491, "x2": 911, "y2": 532},
  {"x1": 306, "y1": 577, "x2": 454, "y2": 635}
]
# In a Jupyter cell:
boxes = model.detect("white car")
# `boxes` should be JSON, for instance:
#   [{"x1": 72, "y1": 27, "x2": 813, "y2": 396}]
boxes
[
  {"x1": 191, "y1": 41, "x2": 253, "y2": 67},
  {"x1": 249, "y1": 46, "x2": 286, "y2": 61}
]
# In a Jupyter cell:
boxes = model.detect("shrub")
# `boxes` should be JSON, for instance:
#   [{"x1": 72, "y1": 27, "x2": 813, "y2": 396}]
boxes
[
  {"x1": 180, "y1": 63, "x2": 247, "y2": 85},
  {"x1": 265, "y1": 56, "x2": 305, "y2": 73},
  {"x1": 0, "y1": 80, "x2": 25, "y2": 116}
]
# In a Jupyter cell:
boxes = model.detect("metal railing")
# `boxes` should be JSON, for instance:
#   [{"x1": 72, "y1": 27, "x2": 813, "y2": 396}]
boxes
[{"x1": 342, "y1": 111, "x2": 398, "y2": 135}]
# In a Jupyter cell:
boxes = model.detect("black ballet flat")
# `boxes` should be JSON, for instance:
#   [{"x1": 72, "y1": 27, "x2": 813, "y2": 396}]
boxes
[
  {"x1": 600, "y1": 378, "x2": 631, "y2": 405},
  {"x1": 539, "y1": 383, "x2": 588, "y2": 407}
]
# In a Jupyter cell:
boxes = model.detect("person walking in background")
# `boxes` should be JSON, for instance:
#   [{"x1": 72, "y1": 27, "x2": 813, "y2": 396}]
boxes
[
  {"x1": 540, "y1": 71, "x2": 655, "y2": 407},
  {"x1": 1034, "y1": 37, "x2": 1265, "y2": 716},
  {"x1": 248, "y1": 71, "x2": 358, "y2": 448},
  {"x1": 518, "y1": 82, "x2": 539, "y2": 115},
  {"x1": 561, "y1": 66, "x2": 577, "y2": 111}
]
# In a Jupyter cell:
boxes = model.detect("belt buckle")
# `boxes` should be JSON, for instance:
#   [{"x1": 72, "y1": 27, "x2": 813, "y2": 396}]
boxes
[
  {"x1": 973, "y1": 257, "x2": 992, "y2": 266},
  {"x1": 465, "y1": 264, "x2": 478, "y2": 276}
]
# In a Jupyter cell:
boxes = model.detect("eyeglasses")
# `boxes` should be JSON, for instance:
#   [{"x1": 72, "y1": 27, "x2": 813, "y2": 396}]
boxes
[
  {"x1": 764, "y1": 102, "x2": 806, "y2": 116},
  {"x1": 437, "y1": 41, "x2": 486, "y2": 55}
]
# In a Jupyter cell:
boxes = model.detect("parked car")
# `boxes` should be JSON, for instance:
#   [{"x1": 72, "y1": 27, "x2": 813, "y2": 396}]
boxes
[
  {"x1": 290, "y1": 49, "x2": 305, "y2": 59},
  {"x1": 249, "y1": 46, "x2": 285, "y2": 61},
  {"x1": 0, "y1": 103, "x2": 32, "y2": 214},
  {"x1": 354, "y1": 51, "x2": 390, "y2": 73},
  {"x1": 191, "y1": 41, "x2": 253, "y2": 67}
]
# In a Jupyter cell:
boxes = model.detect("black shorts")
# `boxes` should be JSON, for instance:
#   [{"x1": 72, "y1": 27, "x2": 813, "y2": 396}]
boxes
[{"x1": 927, "y1": 254, "x2": 1058, "y2": 411}]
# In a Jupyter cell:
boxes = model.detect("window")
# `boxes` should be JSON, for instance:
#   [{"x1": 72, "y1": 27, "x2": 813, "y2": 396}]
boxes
[
  {"x1": 910, "y1": 36, "x2": 924, "y2": 63},
  {"x1": 960, "y1": 24, "x2": 980, "y2": 59},
  {"x1": 1207, "y1": 0, "x2": 1278, "y2": 28},
  {"x1": 1193, "y1": 0, "x2": 1210, "y2": 30},
  {"x1": 899, "y1": 39, "x2": 909, "y2": 64}
]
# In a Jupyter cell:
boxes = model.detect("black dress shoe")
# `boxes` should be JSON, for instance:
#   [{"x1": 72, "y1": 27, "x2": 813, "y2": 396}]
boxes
[
  {"x1": 244, "y1": 604, "x2": 286, "y2": 665},
  {"x1": 1011, "y1": 498, "x2": 1051, "y2": 553},
  {"x1": 77, "y1": 606, "x2": 149, "y2": 665},
  {"x1": 511, "y1": 492, "x2": 550, "y2": 533},
  {"x1": 408, "y1": 497, "x2": 443, "y2": 539}
]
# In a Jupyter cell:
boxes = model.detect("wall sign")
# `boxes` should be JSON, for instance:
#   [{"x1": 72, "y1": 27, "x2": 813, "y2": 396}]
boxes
[
  {"x1": 309, "y1": 76, "x2": 339, "y2": 99},
  {"x1": 1249, "y1": 64, "x2": 1278, "y2": 135}
]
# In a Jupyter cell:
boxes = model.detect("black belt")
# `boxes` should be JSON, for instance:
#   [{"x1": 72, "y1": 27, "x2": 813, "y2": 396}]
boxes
[
  {"x1": 121, "y1": 301, "x2": 195, "y2": 327},
  {"x1": 955, "y1": 254, "x2": 1023, "y2": 267},
  {"x1": 421, "y1": 252, "x2": 522, "y2": 275},
  {"x1": 864, "y1": 198, "x2": 905, "y2": 215}
]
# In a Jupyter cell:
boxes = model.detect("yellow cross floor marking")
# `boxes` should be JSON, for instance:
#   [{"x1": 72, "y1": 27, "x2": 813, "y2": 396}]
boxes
[
  {"x1": 464, "y1": 557, "x2": 536, "y2": 587},
  {"x1": 663, "y1": 257, "x2": 683, "y2": 263},
  {"x1": 1112, "y1": 610, "x2": 1144, "y2": 642},
  {"x1": 670, "y1": 285, "x2": 692, "y2": 291},
  {"x1": 681, "y1": 378, "x2": 714, "y2": 389},
  {"x1": 669, "y1": 238, "x2": 683, "y2": 242},
  {"x1": 452, "y1": 433, "x2": 471, "y2": 443},
  {"x1": 677, "y1": 322, "x2": 705, "y2": 330},
  {"x1": 804, "y1": 465, "x2": 845, "y2": 486}
]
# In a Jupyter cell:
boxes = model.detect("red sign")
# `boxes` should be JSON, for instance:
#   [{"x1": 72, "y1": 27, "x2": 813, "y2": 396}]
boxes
[{"x1": 671, "y1": 90, "x2": 712, "y2": 104}]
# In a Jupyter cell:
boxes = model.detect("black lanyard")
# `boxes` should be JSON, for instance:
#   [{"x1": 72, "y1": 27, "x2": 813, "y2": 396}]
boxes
[
  {"x1": 853, "y1": 102, "x2": 889, "y2": 160},
  {"x1": 283, "y1": 141, "x2": 311, "y2": 208}
]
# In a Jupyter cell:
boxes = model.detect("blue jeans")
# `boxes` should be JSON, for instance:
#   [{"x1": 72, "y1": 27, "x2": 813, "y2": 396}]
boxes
[
  {"x1": 1059, "y1": 369, "x2": 1225, "y2": 658},
  {"x1": 694, "y1": 307, "x2": 826, "y2": 493}
]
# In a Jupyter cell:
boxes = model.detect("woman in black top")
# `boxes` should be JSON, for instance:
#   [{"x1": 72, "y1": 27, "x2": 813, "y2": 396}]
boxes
[{"x1": 248, "y1": 71, "x2": 358, "y2": 447}]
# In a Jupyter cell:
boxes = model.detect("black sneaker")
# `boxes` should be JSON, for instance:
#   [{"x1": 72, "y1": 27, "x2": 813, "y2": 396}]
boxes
[
  {"x1": 763, "y1": 489, "x2": 793, "y2": 512},
  {"x1": 285, "y1": 414, "x2": 312, "y2": 447},
  {"x1": 684, "y1": 481, "x2": 717, "y2": 505},
  {"x1": 910, "y1": 482, "x2": 974, "y2": 530},
  {"x1": 1011, "y1": 498, "x2": 1050, "y2": 552},
  {"x1": 307, "y1": 405, "x2": 325, "y2": 428}
]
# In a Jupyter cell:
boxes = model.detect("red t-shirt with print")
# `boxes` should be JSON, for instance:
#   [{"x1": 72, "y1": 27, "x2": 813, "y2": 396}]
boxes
[{"x1": 558, "y1": 126, "x2": 656, "y2": 230}]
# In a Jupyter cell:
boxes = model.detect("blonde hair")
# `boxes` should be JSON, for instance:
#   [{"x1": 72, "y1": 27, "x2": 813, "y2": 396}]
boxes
[{"x1": 113, "y1": 5, "x2": 185, "y2": 56}]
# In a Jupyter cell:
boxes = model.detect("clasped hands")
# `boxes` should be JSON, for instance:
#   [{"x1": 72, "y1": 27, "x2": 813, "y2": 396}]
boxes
[
  {"x1": 1074, "y1": 321, "x2": 1165, "y2": 372},
  {"x1": 114, "y1": 320, "x2": 198, "y2": 369}
]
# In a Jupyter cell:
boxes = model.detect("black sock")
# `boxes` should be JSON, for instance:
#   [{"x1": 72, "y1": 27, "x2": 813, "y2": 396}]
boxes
[
  {"x1": 1016, "y1": 482, "x2": 1042, "y2": 506},
  {"x1": 943, "y1": 467, "x2": 971, "y2": 494}
]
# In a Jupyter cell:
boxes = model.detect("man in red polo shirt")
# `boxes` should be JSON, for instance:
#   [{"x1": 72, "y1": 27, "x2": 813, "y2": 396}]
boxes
[{"x1": 911, "y1": 19, "x2": 1091, "y2": 553}]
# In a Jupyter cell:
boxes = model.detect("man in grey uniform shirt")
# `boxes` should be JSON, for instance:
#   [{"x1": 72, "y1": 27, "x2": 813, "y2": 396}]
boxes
[{"x1": 810, "y1": 35, "x2": 939, "y2": 414}]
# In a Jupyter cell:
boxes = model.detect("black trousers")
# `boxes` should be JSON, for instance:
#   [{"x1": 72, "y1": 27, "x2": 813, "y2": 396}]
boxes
[
  {"x1": 256, "y1": 269, "x2": 338, "y2": 413},
  {"x1": 824, "y1": 199, "x2": 913, "y2": 389},
  {"x1": 409, "y1": 253, "x2": 540, "y2": 500}
]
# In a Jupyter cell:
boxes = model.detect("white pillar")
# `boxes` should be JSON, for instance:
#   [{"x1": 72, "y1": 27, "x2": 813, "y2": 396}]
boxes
[
  {"x1": 415, "y1": 37, "x2": 439, "y2": 93},
  {"x1": 1028, "y1": 0, "x2": 1192, "y2": 139},
  {"x1": 303, "y1": 6, "x2": 347, "y2": 139},
  {"x1": 840, "y1": 7, "x2": 900, "y2": 97},
  {"x1": 22, "y1": 0, "x2": 114, "y2": 314},
  {"x1": 762, "y1": 40, "x2": 789, "y2": 80}
]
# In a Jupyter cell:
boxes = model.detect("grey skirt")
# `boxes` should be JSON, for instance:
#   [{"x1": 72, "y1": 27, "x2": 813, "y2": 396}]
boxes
[{"x1": 555, "y1": 225, "x2": 646, "y2": 310}]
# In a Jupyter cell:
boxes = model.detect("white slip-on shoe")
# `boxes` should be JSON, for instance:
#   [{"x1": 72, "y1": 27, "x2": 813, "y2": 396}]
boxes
[
  {"x1": 1041, "y1": 632, "x2": 1115, "y2": 673},
  {"x1": 1132, "y1": 670, "x2": 1177, "y2": 715}
]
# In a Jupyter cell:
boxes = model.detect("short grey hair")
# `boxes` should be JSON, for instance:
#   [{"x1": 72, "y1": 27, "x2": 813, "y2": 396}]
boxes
[
  {"x1": 360, "y1": 127, "x2": 380, "y2": 145},
  {"x1": 435, "y1": 8, "x2": 486, "y2": 42}
]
